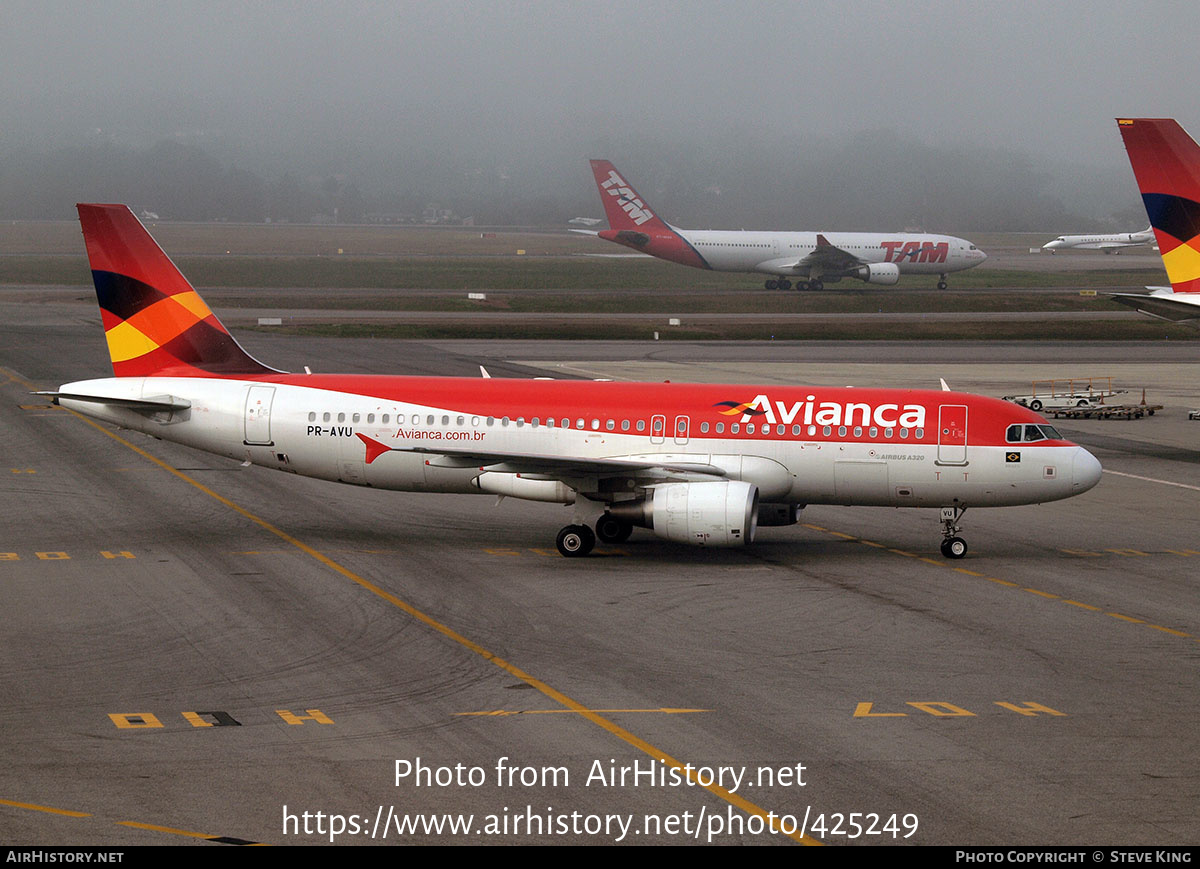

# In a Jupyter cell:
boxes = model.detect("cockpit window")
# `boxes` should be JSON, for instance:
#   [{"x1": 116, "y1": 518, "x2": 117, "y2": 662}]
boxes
[{"x1": 1009, "y1": 424, "x2": 1062, "y2": 443}]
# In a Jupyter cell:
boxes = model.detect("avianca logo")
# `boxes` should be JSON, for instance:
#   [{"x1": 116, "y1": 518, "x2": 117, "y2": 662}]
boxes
[
  {"x1": 881, "y1": 241, "x2": 948, "y2": 263},
  {"x1": 601, "y1": 170, "x2": 655, "y2": 226},
  {"x1": 715, "y1": 395, "x2": 927, "y2": 428}
]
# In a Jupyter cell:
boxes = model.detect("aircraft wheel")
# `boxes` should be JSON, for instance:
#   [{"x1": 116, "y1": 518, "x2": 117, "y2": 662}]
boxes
[
  {"x1": 765, "y1": 279, "x2": 779, "y2": 290},
  {"x1": 937, "y1": 280, "x2": 948, "y2": 290},
  {"x1": 940, "y1": 537, "x2": 968, "y2": 559},
  {"x1": 556, "y1": 524, "x2": 596, "y2": 557},
  {"x1": 798, "y1": 281, "x2": 811, "y2": 291},
  {"x1": 1076, "y1": 399, "x2": 1090, "y2": 407},
  {"x1": 1029, "y1": 399, "x2": 1043, "y2": 411},
  {"x1": 595, "y1": 514, "x2": 633, "y2": 544},
  {"x1": 810, "y1": 279, "x2": 824, "y2": 291},
  {"x1": 777, "y1": 278, "x2": 791, "y2": 290}
]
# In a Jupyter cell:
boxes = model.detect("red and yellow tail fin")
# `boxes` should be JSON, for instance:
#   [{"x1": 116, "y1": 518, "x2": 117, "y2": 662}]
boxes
[
  {"x1": 1116, "y1": 118, "x2": 1200, "y2": 294},
  {"x1": 77, "y1": 204, "x2": 276, "y2": 377}
]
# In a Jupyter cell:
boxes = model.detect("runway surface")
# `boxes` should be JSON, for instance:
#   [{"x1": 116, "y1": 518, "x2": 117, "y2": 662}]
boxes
[{"x1": 1, "y1": 312, "x2": 1198, "y2": 846}]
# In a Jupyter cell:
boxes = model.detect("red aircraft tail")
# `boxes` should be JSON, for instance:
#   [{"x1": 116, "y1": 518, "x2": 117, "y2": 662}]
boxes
[
  {"x1": 77, "y1": 204, "x2": 276, "y2": 377},
  {"x1": 1116, "y1": 118, "x2": 1200, "y2": 294}
]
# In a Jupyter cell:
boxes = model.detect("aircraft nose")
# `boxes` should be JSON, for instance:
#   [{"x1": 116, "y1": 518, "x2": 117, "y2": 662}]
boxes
[{"x1": 1071, "y1": 447, "x2": 1102, "y2": 493}]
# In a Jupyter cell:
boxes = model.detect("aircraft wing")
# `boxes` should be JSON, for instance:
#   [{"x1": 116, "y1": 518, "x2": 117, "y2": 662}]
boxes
[
  {"x1": 783, "y1": 234, "x2": 864, "y2": 273},
  {"x1": 363, "y1": 435, "x2": 728, "y2": 482},
  {"x1": 1108, "y1": 290, "x2": 1200, "y2": 326}
]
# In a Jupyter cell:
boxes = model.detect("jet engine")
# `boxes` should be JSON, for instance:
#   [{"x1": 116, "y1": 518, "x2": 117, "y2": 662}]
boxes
[
  {"x1": 855, "y1": 262, "x2": 901, "y2": 285},
  {"x1": 609, "y1": 481, "x2": 759, "y2": 546}
]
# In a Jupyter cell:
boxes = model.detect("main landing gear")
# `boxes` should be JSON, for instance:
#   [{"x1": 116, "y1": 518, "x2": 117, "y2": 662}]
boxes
[
  {"x1": 937, "y1": 274, "x2": 948, "y2": 291},
  {"x1": 556, "y1": 514, "x2": 634, "y2": 557},
  {"x1": 767, "y1": 279, "x2": 824, "y2": 290},
  {"x1": 939, "y1": 505, "x2": 968, "y2": 559}
]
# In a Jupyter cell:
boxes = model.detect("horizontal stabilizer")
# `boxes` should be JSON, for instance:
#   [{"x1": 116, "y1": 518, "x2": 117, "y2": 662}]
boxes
[{"x1": 37, "y1": 391, "x2": 192, "y2": 411}]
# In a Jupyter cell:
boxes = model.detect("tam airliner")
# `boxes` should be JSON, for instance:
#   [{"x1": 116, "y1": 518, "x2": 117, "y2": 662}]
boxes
[
  {"x1": 51, "y1": 205, "x2": 1099, "y2": 558},
  {"x1": 586, "y1": 160, "x2": 988, "y2": 291}
]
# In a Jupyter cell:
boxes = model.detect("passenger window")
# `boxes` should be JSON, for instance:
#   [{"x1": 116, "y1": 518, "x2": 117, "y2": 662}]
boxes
[
  {"x1": 822, "y1": 426, "x2": 831, "y2": 436},
  {"x1": 338, "y1": 413, "x2": 346, "y2": 423},
  {"x1": 576, "y1": 418, "x2": 585, "y2": 429},
  {"x1": 747, "y1": 423, "x2": 756, "y2": 433},
  {"x1": 838, "y1": 426, "x2": 847, "y2": 437},
  {"x1": 426, "y1": 415, "x2": 434, "y2": 425},
  {"x1": 323, "y1": 412, "x2": 331, "y2": 422},
  {"x1": 731, "y1": 423, "x2": 740, "y2": 434},
  {"x1": 621, "y1": 420, "x2": 630, "y2": 431},
  {"x1": 853, "y1": 426, "x2": 862, "y2": 437},
  {"x1": 606, "y1": 419, "x2": 615, "y2": 431},
  {"x1": 591, "y1": 419, "x2": 600, "y2": 430},
  {"x1": 382, "y1": 414, "x2": 390, "y2": 424},
  {"x1": 700, "y1": 422, "x2": 709, "y2": 433},
  {"x1": 637, "y1": 420, "x2": 646, "y2": 432},
  {"x1": 352, "y1": 413, "x2": 360, "y2": 423},
  {"x1": 308, "y1": 412, "x2": 316, "y2": 422},
  {"x1": 716, "y1": 422, "x2": 724, "y2": 433},
  {"x1": 899, "y1": 428, "x2": 908, "y2": 439},
  {"x1": 792, "y1": 425, "x2": 801, "y2": 435},
  {"x1": 915, "y1": 428, "x2": 924, "y2": 438},
  {"x1": 367, "y1": 413, "x2": 375, "y2": 423}
]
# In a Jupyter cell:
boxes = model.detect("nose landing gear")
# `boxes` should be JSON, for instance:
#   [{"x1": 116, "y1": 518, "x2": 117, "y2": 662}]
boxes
[{"x1": 939, "y1": 505, "x2": 968, "y2": 559}]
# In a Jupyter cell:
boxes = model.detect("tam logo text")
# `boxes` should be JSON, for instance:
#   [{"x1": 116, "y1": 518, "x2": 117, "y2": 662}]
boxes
[{"x1": 601, "y1": 170, "x2": 655, "y2": 226}]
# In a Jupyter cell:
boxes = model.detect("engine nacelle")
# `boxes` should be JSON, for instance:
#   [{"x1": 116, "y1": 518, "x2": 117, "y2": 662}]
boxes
[
  {"x1": 856, "y1": 262, "x2": 901, "y2": 285},
  {"x1": 645, "y1": 481, "x2": 759, "y2": 547}
]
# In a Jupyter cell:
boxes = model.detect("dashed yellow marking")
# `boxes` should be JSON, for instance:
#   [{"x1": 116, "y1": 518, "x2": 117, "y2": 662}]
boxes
[
  {"x1": 0, "y1": 798, "x2": 91, "y2": 818},
  {"x1": 1060, "y1": 548, "x2": 1103, "y2": 557},
  {"x1": 888, "y1": 549, "x2": 917, "y2": 557},
  {"x1": 827, "y1": 531, "x2": 857, "y2": 540},
  {"x1": 1149, "y1": 625, "x2": 1191, "y2": 638},
  {"x1": 1023, "y1": 588, "x2": 1059, "y2": 599},
  {"x1": 1063, "y1": 600, "x2": 1101, "y2": 611},
  {"x1": 859, "y1": 540, "x2": 887, "y2": 549},
  {"x1": 954, "y1": 568, "x2": 984, "y2": 576},
  {"x1": 1165, "y1": 550, "x2": 1200, "y2": 557},
  {"x1": 116, "y1": 821, "x2": 218, "y2": 840},
  {"x1": 1106, "y1": 548, "x2": 1149, "y2": 557},
  {"x1": 983, "y1": 577, "x2": 1020, "y2": 587},
  {"x1": 1108, "y1": 613, "x2": 1146, "y2": 624},
  {"x1": 918, "y1": 557, "x2": 945, "y2": 568}
]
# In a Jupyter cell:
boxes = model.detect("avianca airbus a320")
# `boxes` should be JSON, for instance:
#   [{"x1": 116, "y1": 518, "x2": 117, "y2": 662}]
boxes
[
  {"x1": 52, "y1": 205, "x2": 1099, "y2": 558},
  {"x1": 585, "y1": 160, "x2": 988, "y2": 291}
]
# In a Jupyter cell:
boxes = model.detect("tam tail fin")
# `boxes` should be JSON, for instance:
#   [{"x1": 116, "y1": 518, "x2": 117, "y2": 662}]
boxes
[
  {"x1": 77, "y1": 204, "x2": 279, "y2": 377},
  {"x1": 1116, "y1": 118, "x2": 1200, "y2": 294},
  {"x1": 588, "y1": 160, "x2": 674, "y2": 233}
]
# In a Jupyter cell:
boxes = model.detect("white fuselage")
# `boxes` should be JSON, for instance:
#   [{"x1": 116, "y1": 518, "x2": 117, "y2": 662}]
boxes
[
  {"x1": 58, "y1": 376, "x2": 1101, "y2": 511},
  {"x1": 1042, "y1": 230, "x2": 1155, "y2": 251},
  {"x1": 682, "y1": 230, "x2": 986, "y2": 276}
]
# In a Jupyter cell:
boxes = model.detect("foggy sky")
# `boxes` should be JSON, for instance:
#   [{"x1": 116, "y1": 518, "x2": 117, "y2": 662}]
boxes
[{"x1": 2, "y1": 0, "x2": 1194, "y2": 227}]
